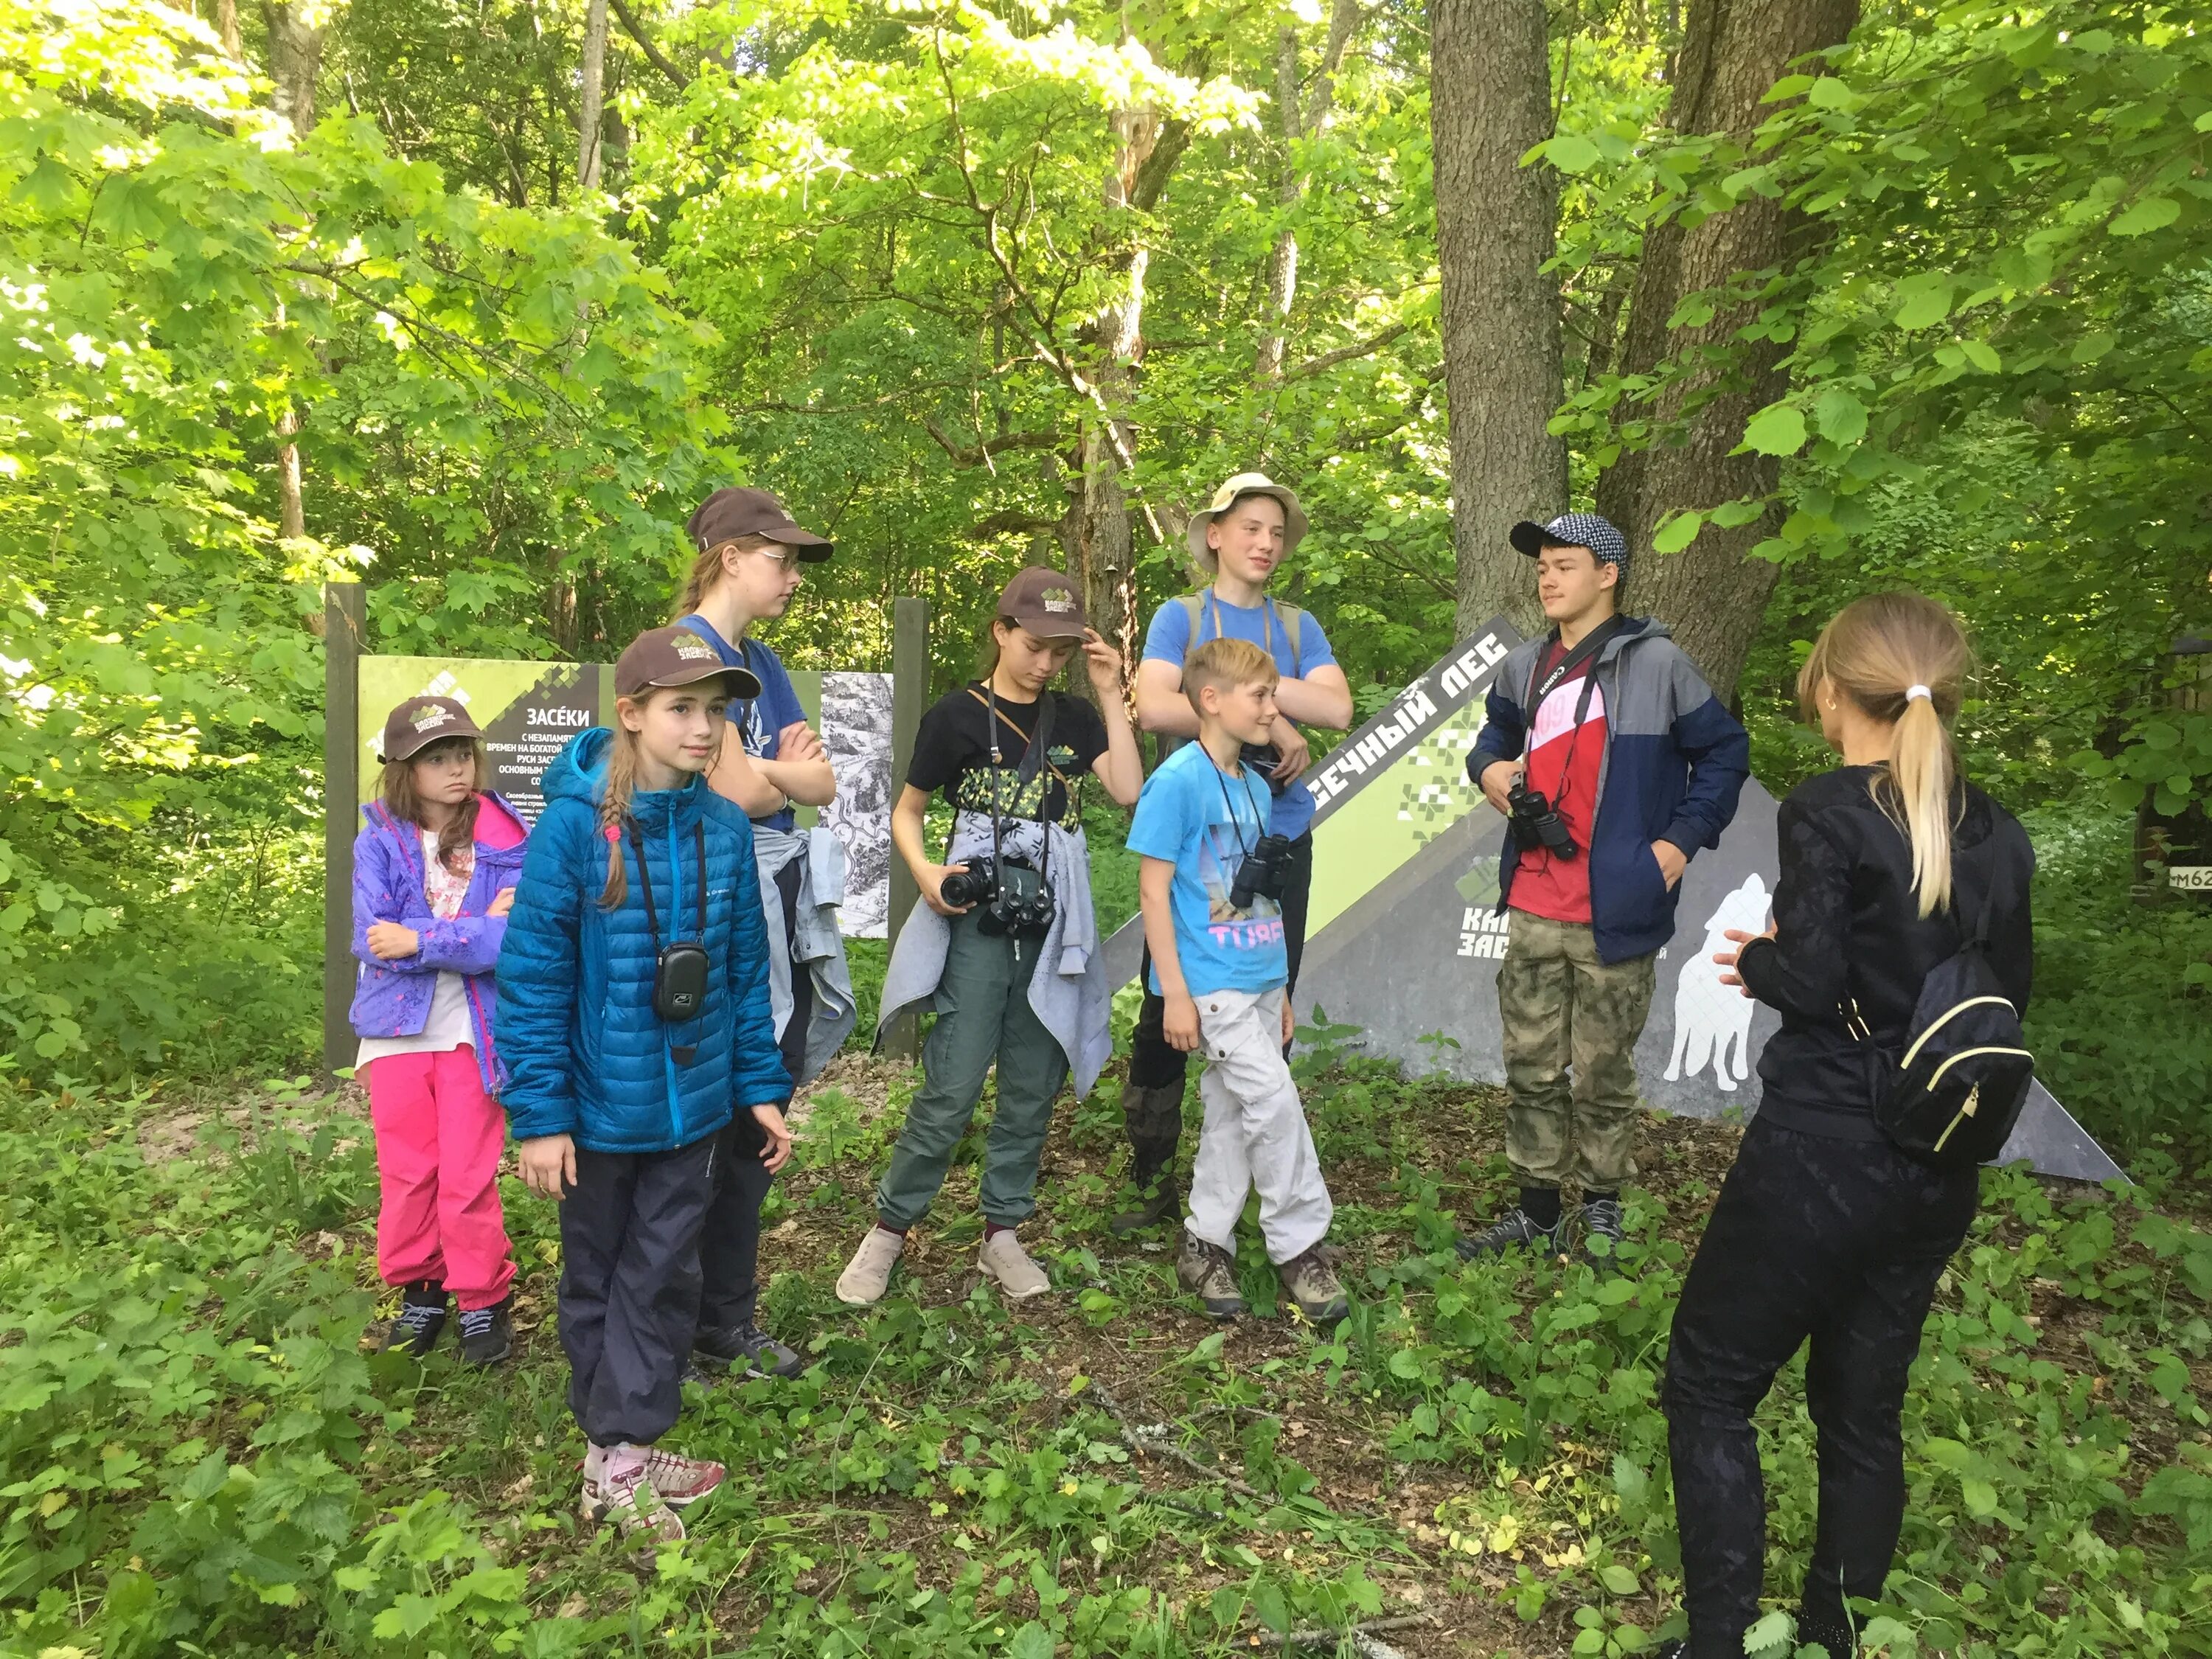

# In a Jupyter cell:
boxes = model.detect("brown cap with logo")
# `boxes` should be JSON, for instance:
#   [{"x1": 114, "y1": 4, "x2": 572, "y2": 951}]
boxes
[
  {"x1": 686, "y1": 487, "x2": 834, "y2": 562},
  {"x1": 997, "y1": 566, "x2": 1090, "y2": 641},
  {"x1": 613, "y1": 625, "x2": 765, "y2": 701},
  {"x1": 378, "y1": 695, "x2": 481, "y2": 762}
]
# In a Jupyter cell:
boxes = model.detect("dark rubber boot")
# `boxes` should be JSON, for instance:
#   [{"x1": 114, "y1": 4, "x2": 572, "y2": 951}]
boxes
[{"x1": 1110, "y1": 1166, "x2": 1180, "y2": 1236}]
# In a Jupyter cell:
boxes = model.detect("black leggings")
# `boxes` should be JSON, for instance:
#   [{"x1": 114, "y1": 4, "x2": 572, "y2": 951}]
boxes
[
  {"x1": 1661, "y1": 1117, "x2": 1978, "y2": 1655},
  {"x1": 698, "y1": 860, "x2": 808, "y2": 1332},
  {"x1": 1128, "y1": 829, "x2": 1313, "y2": 1092}
]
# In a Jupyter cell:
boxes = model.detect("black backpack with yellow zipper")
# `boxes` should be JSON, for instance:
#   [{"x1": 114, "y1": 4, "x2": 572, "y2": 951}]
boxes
[{"x1": 1848, "y1": 836, "x2": 2034, "y2": 1168}]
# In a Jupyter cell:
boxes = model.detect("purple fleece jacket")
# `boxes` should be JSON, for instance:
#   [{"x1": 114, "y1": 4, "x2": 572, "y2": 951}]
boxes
[{"x1": 348, "y1": 794, "x2": 530, "y2": 1093}]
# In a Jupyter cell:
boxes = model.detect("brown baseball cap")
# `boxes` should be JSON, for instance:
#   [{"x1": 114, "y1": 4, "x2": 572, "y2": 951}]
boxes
[
  {"x1": 685, "y1": 487, "x2": 833, "y2": 561},
  {"x1": 997, "y1": 567, "x2": 1090, "y2": 641},
  {"x1": 378, "y1": 695, "x2": 480, "y2": 762},
  {"x1": 613, "y1": 625, "x2": 765, "y2": 701}
]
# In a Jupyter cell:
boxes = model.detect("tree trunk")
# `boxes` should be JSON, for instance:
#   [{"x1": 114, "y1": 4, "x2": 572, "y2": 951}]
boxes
[
  {"x1": 1430, "y1": 0, "x2": 1567, "y2": 640},
  {"x1": 1256, "y1": 0, "x2": 1361, "y2": 380},
  {"x1": 577, "y1": 0, "x2": 610, "y2": 191},
  {"x1": 1593, "y1": 0, "x2": 1860, "y2": 699},
  {"x1": 215, "y1": 0, "x2": 242, "y2": 59},
  {"x1": 262, "y1": 2, "x2": 326, "y2": 543},
  {"x1": 1060, "y1": 103, "x2": 1163, "y2": 704}
]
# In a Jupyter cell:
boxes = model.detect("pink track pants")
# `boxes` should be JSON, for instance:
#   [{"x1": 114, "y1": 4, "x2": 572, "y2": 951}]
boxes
[{"x1": 366, "y1": 1046, "x2": 516, "y2": 1312}]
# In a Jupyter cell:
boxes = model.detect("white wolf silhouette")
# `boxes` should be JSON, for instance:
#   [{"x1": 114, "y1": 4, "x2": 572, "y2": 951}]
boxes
[{"x1": 1663, "y1": 872, "x2": 1772, "y2": 1091}]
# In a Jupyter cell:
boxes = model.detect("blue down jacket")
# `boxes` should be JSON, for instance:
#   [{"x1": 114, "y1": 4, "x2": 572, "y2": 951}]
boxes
[
  {"x1": 494, "y1": 728, "x2": 792, "y2": 1153},
  {"x1": 348, "y1": 793, "x2": 530, "y2": 1094},
  {"x1": 1469, "y1": 616, "x2": 1750, "y2": 964}
]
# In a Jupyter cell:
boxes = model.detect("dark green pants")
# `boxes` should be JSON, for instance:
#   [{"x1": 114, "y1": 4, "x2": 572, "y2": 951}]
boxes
[{"x1": 875, "y1": 914, "x2": 1070, "y2": 1230}]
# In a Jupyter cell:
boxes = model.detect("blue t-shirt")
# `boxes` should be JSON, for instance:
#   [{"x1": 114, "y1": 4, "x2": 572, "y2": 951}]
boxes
[
  {"x1": 1126, "y1": 741, "x2": 1288, "y2": 998},
  {"x1": 676, "y1": 615, "x2": 807, "y2": 832},
  {"x1": 1141, "y1": 590, "x2": 1336, "y2": 840}
]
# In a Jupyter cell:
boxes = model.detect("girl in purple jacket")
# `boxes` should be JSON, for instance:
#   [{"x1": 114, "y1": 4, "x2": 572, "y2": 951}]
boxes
[{"x1": 350, "y1": 695, "x2": 529, "y2": 1364}]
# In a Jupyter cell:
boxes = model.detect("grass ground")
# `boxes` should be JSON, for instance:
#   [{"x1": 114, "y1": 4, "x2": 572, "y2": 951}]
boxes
[{"x1": 1, "y1": 1033, "x2": 2208, "y2": 1658}]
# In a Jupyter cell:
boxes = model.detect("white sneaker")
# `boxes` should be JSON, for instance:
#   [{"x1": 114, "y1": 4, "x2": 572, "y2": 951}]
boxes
[
  {"x1": 978, "y1": 1230, "x2": 1051, "y2": 1301},
  {"x1": 837, "y1": 1226, "x2": 905, "y2": 1306}
]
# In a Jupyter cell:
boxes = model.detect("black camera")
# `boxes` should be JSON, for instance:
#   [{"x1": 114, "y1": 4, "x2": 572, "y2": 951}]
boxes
[
  {"x1": 1240, "y1": 741, "x2": 1290, "y2": 798},
  {"x1": 1506, "y1": 780, "x2": 1576, "y2": 859},
  {"x1": 942, "y1": 856, "x2": 1057, "y2": 940},
  {"x1": 1230, "y1": 832, "x2": 1295, "y2": 911}
]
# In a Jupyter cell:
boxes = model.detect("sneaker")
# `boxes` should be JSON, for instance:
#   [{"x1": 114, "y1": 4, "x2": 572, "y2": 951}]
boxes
[
  {"x1": 1453, "y1": 1206, "x2": 1559, "y2": 1262},
  {"x1": 836, "y1": 1226, "x2": 905, "y2": 1306},
  {"x1": 1276, "y1": 1243, "x2": 1350, "y2": 1325},
  {"x1": 456, "y1": 1296, "x2": 514, "y2": 1366},
  {"x1": 693, "y1": 1320, "x2": 805, "y2": 1380},
  {"x1": 378, "y1": 1281, "x2": 448, "y2": 1356},
  {"x1": 1108, "y1": 1169, "x2": 1180, "y2": 1237},
  {"x1": 1175, "y1": 1230, "x2": 1244, "y2": 1319},
  {"x1": 639, "y1": 1445, "x2": 726, "y2": 1508},
  {"x1": 1651, "y1": 1644, "x2": 1687, "y2": 1659},
  {"x1": 581, "y1": 1461, "x2": 686, "y2": 1547},
  {"x1": 1579, "y1": 1196, "x2": 1626, "y2": 1272},
  {"x1": 978, "y1": 1229, "x2": 1051, "y2": 1300}
]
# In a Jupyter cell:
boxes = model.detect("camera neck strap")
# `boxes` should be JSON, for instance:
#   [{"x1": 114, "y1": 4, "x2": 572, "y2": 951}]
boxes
[
  {"x1": 1210, "y1": 754, "x2": 1260, "y2": 860},
  {"x1": 973, "y1": 684, "x2": 1058, "y2": 891},
  {"x1": 626, "y1": 818, "x2": 708, "y2": 953},
  {"x1": 1529, "y1": 616, "x2": 1628, "y2": 709}
]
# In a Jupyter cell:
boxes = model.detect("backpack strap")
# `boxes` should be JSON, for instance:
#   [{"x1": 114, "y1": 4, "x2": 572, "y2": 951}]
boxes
[{"x1": 1186, "y1": 590, "x2": 1306, "y2": 675}]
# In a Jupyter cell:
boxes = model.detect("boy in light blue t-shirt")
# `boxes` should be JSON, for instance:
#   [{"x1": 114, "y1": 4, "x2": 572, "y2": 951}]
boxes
[{"x1": 1127, "y1": 636, "x2": 1348, "y2": 1326}]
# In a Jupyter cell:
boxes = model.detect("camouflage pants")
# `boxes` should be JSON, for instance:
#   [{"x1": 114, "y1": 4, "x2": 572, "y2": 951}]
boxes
[{"x1": 1497, "y1": 909, "x2": 1658, "y2": 1191}]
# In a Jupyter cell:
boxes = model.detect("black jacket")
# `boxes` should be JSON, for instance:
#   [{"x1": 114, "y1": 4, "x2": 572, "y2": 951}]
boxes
[{"x1": 1736, "y1": 765, "x2": 2034, "y2": 1140}]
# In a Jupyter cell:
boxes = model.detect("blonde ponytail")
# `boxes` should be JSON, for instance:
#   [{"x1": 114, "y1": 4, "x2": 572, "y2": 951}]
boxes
[
  {"x1": 673, "y1": 534, "x2": 782, "y2": 621},
  {"x1": 597, "y1": 716, "x2": 643, "y2": 910},
  {"x1": 1798, "y1": 592, "x2": 1972, "y2": 917}
]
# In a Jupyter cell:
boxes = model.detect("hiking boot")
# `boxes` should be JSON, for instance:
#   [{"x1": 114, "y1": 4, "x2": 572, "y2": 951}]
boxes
[
  {"x1": 1578, "y1": 1196, "x2": 1626, "y2": 1272},
  {"x1": 1453, "y1": 1207, "x2": 1559, "y2": 1262},
  {"x1": 1109, "y1": 1168, "x2": 1180, "y2": 1237},
  {"x1": 693, "y1": 1320, "x2": 805, "y2": 1380},
  {"x1": 378, "y1": 1281, "x2": 448, "y2": 1357},
  {"x1": 1175, "y1": 1230, "x2": 1245, "y2": 1319},
  {"x1": 978, "y1": 1230, "x2": 1051, "y2": 1301},
  {"x1": 639, "y1": 1445, "x2": 726, "y2": 1508},
  {"x1": 1276, "y1": 1243, "x2": 1350, "y2": 1325},
  {"x1": 1651, "y1": 1644, "x2": 1687, "y2": 1659},
  {"x1": 456, "y1": 1295, "x2": 514, "y2": 1366},
  {"x1": 836, "y1": 1226, "x2": 905, "y2": 1306},
  {"x1": 581, "y1": 1460, "x2": 686, "y2": 1547},
  {"x1": 1794, "y1": 1599, "x2": 1857, "y2": 1657}
]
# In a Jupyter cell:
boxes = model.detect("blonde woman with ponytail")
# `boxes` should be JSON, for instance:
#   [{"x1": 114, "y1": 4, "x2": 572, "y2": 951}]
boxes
[
  {"x1": 495, "y1": 627, "x2": 795, "y2": 1549},
  {"x1": 1655, "y1": 593, "x2": 2035, "y2": 1659}
]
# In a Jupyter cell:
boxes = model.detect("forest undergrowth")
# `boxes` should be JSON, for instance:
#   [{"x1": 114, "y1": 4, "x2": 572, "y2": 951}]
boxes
[{"x1": 3, "y1": 1028, "x2": 2209, "y2": 1658}]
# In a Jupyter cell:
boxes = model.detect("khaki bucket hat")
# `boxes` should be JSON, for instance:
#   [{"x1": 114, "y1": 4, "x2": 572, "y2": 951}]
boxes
[{"x1": 1186, "y1": 472, "x2": 1308, "y2": 574}]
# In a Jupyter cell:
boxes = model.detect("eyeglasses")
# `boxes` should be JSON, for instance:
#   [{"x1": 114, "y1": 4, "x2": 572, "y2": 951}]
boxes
[{"x1": 750, "y1": 545, "x2": 803, "y2": 571}]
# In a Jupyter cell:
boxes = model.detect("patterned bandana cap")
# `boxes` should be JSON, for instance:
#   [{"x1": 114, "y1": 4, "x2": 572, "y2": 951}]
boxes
[
  {"x1": 1508, "y1": 511, "x2": 1630, "y2": 574},
  {"x1": 378, "y1": 695, "x2": 481, "y2": 762},
  {"x1": 997, "y1": 566, "x2": 1091, "y2": 640},
  {"x1": 614, "y1": 625, "x2": 765, "y2": 700}
]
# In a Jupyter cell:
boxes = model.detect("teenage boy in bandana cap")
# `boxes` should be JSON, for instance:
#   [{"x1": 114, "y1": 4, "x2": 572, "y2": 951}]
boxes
[
  {"x1": 1114, "y1": 473, "x2": 1354, "y2": 1236},
  {"x1": 1460, "y1": 512, "x2": 1748, "y2": 1268}
]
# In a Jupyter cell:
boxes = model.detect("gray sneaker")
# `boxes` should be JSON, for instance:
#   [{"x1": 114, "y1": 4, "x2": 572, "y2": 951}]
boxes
[
  {"x1": 693, "y1": 1320, "x2": 804, "y2": 1380},
  {"x1": 1578, "y1": 1197, "x2": 1626, "y2": 1271},
  {"x1": 836, "y1": 1226, "x2": 904, "y2": 1306},
  {"x1": 1175, "y1": 1230, "x2": 1245, "y2": 1318},
  {"x1": 1277, "y1": 1244, "x2": 1350, "y2": 1325},
  {"x1": 1453, "y1": 1206, "x2": 1560, "y2": 1262}
]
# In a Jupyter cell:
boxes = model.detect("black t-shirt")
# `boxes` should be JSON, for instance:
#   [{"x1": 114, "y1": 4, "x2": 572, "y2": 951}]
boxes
[{"x1": 906, "y1": 683, "x2": 1109, "y2": 828}]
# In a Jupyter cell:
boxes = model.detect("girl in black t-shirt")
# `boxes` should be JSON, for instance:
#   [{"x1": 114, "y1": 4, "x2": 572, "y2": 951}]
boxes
[{"x1": 837, "y1": 568, "x2": 1141, "y2": 1307}]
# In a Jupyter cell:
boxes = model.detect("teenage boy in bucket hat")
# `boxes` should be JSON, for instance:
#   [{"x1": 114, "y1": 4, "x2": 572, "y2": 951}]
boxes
[
  {"x1": 1459, "y1": 511, "x2": 1749, "y2": 1269},
  {"x1": 1114, "y1": 471, "x2": 1354, "y2": 1236}
]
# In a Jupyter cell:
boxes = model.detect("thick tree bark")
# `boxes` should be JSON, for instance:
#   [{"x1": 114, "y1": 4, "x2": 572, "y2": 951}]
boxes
[
  {"x1": 1593, "y1": 0, "x2": 1860, "y2": 699},
  {"x1": 1430, "y1": 0, "x2": 1567, "y2": 640},
  {"x1": 577, "y1": 0, "x2": 610, "y2": 191}
]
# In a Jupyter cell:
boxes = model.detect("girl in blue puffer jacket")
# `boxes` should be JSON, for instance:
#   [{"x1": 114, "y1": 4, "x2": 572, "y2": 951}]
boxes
[
  {"x1": 350, "y1": 695, "x2": 527, "y2": 1368},
  {"x1": 495, "y1": 627, "x2": 795, "y2": 1548}
]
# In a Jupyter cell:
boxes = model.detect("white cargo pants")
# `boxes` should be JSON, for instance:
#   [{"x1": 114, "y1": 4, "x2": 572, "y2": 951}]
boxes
[{"x1": 1184, "y1": 987, "x2": 1333, "y2": 1265}]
